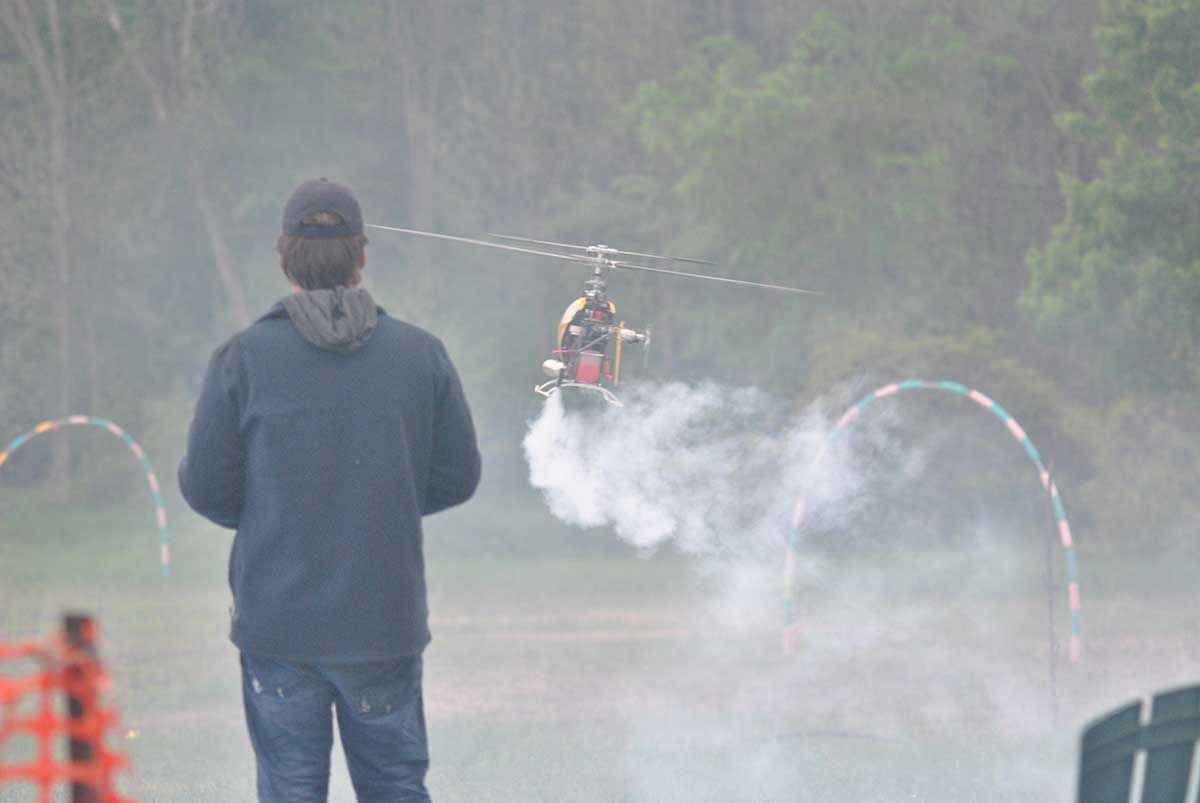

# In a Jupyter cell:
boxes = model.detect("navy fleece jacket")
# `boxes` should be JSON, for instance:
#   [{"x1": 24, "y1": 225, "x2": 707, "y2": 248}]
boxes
[{"x1": 179, "y1": 301, "x2": 480, "y2": 661}]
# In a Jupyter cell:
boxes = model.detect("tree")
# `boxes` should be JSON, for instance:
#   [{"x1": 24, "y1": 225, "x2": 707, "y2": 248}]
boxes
[
  {"x1": 630, "y1": 1, "x2": 1095, "y2": 387},
  {"x1": 0, "y1": 0, "x2": 86, "y2": 485},
  {"x1": 95, "y1": 0, "x2": 252, "y2": 326},
  {"x1": 1023, "y1": 0, "x2": 1200, "y2": 397}
]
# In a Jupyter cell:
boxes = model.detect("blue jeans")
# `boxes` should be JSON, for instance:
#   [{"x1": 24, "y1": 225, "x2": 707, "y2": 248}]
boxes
[{"x1": 240, "y1": 652, "x2": 431, "y2": 803}]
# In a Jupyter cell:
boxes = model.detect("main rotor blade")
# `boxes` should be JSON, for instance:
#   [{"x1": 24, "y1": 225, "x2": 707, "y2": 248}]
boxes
[
  {"x1": 488, "y1": 232, "x2": 714, "y2": 265},
  {"x1": 486, "y1": 232, "x2": 591, "y2": 252},
  {"x1": 368, "y1": 224, "x2": 820, "y2": 293},
  {"x1": 611, "y1": 261, "x2": 823, "y2": 295},
  {"x1": 366, "y1": 224, "x2": 592, "y2": 265},
  {"x1": 614, "y1": 249, "x2": 716, "y2": 266}
]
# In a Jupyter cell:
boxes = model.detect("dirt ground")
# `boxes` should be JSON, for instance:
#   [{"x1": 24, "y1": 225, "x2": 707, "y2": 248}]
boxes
[{"x1": 2, "y1": 506, "x2": 1198, "y2": 802}]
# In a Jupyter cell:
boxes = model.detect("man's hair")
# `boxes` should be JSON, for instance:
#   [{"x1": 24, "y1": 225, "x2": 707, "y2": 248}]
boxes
[{"x1": 277, "y1": 211, "x2": 368, "y2": 290}]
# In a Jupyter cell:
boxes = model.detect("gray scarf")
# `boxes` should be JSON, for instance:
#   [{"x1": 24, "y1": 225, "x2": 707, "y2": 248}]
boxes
[{"x1": 281, "y1": 286, "x2": 379, "y2": 353}]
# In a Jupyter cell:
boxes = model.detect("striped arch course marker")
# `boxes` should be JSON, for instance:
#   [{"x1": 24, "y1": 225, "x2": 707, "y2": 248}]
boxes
[
  {"x1": 0, "y1": 416, "x2": 170, "y2": 578},
  {"x1": 783, "y1": 380, "x2": 1081, "y2": 663}
]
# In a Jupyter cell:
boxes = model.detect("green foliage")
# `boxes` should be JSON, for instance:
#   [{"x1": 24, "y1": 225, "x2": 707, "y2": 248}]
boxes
[
  {"x1": 632, "y1": 4, "x2": 1079, "y2": 338},
  {"x1": 0, "y1": 0, "x2": 1194, "y2": 549},
  {"x1": 1059, "y1": 393, "x2": 1200, "y2": 546},
  {"x1": 1024, "y1": 0, "x2": 1200, "y2": 396},
  {"x1": 804, "y1": 325, "x2": 1200, "y2": 546}
]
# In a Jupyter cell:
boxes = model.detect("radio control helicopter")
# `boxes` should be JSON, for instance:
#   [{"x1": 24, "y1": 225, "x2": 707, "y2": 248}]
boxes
[{"x1": 365, "y1": 224, "x2": 819, "y2": 408}]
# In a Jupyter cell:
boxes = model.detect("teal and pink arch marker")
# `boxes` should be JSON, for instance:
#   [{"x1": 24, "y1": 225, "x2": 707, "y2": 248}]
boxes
[
  {"x1": 784, "y1": 380, "x2": 1081, "y2": 663},
  {"x1": 0, "y1": 416, "x2": 170, "y2": 578}
]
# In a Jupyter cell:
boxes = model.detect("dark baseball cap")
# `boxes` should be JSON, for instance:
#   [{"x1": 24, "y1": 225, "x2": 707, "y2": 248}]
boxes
[{"x1": 282, "y1": 177, "x2": 364, "y2": 238}]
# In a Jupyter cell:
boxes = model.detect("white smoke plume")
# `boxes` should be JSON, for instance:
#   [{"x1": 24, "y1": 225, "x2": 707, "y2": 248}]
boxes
[
  {"x1": 523, "y1": 381, "x2": 897, "y2": 558},
  {"x1": 520, "y1": 382, "x2": 1088, "y2": 802}
]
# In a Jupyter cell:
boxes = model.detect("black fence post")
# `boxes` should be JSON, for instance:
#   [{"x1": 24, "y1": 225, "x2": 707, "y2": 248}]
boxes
[{"x1": 64, "y1": 613, "x2": 99, "y2": 803}]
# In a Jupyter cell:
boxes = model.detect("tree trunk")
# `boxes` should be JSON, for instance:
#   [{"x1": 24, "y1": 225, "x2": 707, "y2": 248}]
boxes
[
  {"x1": 0, "y1": 0, "x2": 77, "y2": 491},
  {"x1": 99, "y1": 0, "x2": 251, "y2": 327},
  {"x1": 47, "y1": 91, "x2": 73, "y2": 492},
  {"x1": 186, "y1": 153, "x2": 251, "y2": 326},
  {"x1": 386, "y1": 1, "x2": 446, "y2": 322}
]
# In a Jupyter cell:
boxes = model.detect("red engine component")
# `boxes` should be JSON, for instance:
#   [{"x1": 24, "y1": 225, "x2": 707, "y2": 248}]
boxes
[{"x1": 575, "y1": 351, "x2": 603, "y2": 384}]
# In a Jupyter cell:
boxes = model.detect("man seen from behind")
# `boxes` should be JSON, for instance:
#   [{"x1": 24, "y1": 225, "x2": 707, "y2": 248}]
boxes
[{"x1": 179, "y1": 177, "x2": 481, "y2": 803}]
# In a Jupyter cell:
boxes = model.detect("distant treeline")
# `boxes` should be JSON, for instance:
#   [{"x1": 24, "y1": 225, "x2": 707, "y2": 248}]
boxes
[{"x1": 0, "y1": 0, "x2": 1196, "y2": 547}]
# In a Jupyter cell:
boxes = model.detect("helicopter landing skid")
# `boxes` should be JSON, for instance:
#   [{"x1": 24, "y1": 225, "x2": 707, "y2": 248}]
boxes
[{"x1": 534, "y1": 380, "x2": 624, "y2": 408}]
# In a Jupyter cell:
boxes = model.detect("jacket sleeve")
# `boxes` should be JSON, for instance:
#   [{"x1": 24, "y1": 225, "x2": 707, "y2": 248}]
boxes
[
  {"x1": 178, "y1": 341, "x2": 246, "y2": 529},
  {"x1": 423, "y1": 340, "x2": 481, "y2": 515}
]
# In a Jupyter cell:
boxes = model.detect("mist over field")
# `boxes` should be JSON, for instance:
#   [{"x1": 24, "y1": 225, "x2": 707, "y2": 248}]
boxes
[
  {"x1": 3, "y1": 1, "x2": 1200, "y2": 801},
  {"x1": 519, "y1": 383, "x2": 1198, "y2": 802}
]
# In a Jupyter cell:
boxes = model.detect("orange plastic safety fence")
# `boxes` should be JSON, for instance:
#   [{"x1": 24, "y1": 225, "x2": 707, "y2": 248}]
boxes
[{"x1": 0, "y1": 632, "x2": 137, "y2": 803}]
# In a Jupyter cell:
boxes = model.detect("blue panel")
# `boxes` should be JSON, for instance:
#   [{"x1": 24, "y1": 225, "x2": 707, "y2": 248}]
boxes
[
  {"x1": 898, "y1": 379, "x2": 925, "y2": 390},
  {"x1": 939, "y1": 382, "x2": 969, "y2": 394},
  {"x1": 1066, "y1": 551, "x2": 1078, "y2": 581},
  {"x1": 1022, "y1": 439, "x2": 1041, "y2": 463}
]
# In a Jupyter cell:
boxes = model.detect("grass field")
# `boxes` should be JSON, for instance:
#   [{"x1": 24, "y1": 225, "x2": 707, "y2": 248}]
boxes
[{"x1": 1, "y1": 489, "x2": 1198, "y2": 802}]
